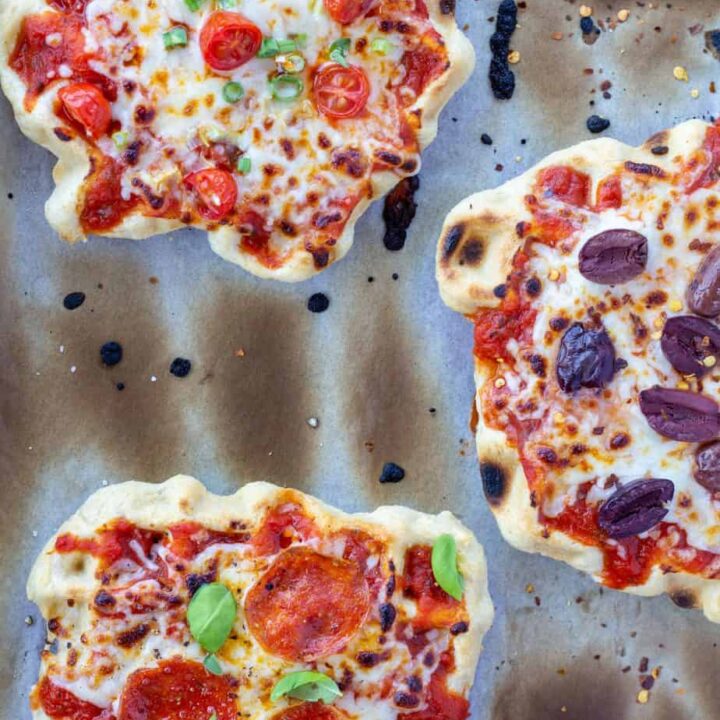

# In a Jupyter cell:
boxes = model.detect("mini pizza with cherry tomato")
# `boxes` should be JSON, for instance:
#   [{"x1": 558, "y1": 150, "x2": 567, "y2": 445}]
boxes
[
  {"x1": 27, "y1": 475, "x2": 492, "y2": 720},
  {"x1": 436, "y1": 120, "x2": 720, "y2": 622},
  {"x1": 0, "y1": 0, "x2": 473, "y2": 280}
]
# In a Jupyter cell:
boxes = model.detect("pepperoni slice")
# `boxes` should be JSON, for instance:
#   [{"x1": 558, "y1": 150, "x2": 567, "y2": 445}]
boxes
[
  {"x1": 244, "y1": 546, "x2": 370, "y2": 661},
  {"x1": 37, "y1": 677, "x2": 107, "y2": 720},
  {"x1": 271, "y1": 704, "x2": 341, "y2": 720},
  {"x1": 402, "y1": 545, "x2": 466, "y2": 631},
  {"x1": 118, "y1": 658, "x2": 236, "y2": 720}
]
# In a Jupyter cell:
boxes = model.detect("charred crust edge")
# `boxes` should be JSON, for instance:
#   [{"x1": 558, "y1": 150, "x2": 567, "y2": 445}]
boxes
[
  {"x1": 480, "y1": 461, "x2": 506, "y2": 506},
  {"x1": 439, "y1": 0, "x2": 456, "y2": 14},
  {"x1": 441, "y1": 223, "x2": 464, "y2": 264},
  {"x1": 670, "y1": 589, "x2": 697, "y2": 610}
]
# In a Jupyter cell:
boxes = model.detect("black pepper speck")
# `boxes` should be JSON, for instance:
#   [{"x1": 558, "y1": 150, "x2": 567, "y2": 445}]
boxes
[
  {"x1": 169, "y1": 357, "x2": 192, "y2": 378},
  {"x1": 586, "y1": 115, "x2": 610, "y2": 134},
  {"x1": 63, "y1": 292, "x2": 86, "y2": 310},
  {"x1": 100, "y1": 342, "x2": 123, "y2": 367},
  {"x1": 307, "y1": 293, "x2": 330, "y2": 313},
  {"x1": 379, "y1": 462, "x2": 405, "y2": 483}
]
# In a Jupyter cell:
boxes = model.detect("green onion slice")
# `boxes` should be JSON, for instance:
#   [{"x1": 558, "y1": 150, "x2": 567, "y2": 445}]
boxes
[
  {"x1": 258, "y1": 37, "x2": 298, "y2": 58},
  {"x1": 112, "y1": 131, "x2": 129, "y2": 149},
  {"x1": 184, "y1": 0, "x2": 203, "y2": 11},
  {"x1": 329, "y1": 37, "x2": 351, "y2": 66},
  {"x1": 222, "y1": 81, "x2": 245, "y2": 103},
  {"x1": 237, "y1": 156, "x2": 251, "y2": 174},
  {"x1": 163, "y1": 26, "x2": 188, "y2": 49},
  {"x1": 270, "y1": 74, "x2": 304, "y2": 101},
  {"x1": 370, "y1": 37, "x2": 393, "y2": 55},
  {"x1": 281, "y1": 53, "x2": 306, "y2": 74}
]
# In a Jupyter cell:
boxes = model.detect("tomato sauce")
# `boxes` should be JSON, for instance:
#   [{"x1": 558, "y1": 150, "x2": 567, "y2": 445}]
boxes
[
  {"x1": 80, "y1": 156, "x2": 138, "y2": 234},
  {"x1": 271, "y1": 705, "x2": 339, "y2": 720},
  {"x1": 9, "y1": 12, "x2": 113, "y2": 111},
  {"x1": 56, "y1": 519, "x2": 163, "y2": 571},
  {"x1": 335, "y1": 528, "x2": 385, "y2": 597},
  {"x1": 403, "y1": 651, "x2": 469, "y2": 720},
  {"x1": 594, "y1": 174, "x2": 623, "y2": 211},
  {"x1": 36, "y1": 677, "x2": 108, "y2": 720},
  {"x1": 117, "y1": 658, "x2": 236, "y2": 720},
  {"x1": 47, "y1": 0, "x2": 92, "y2": 13},
  {"x1": 536, "y1": 166, "x2": 591, "y2": 207},
  {"x1": 401, "y1": 546, "x2": 465, "y2": 631},
  {"x1": 166, "y1": 521, "x2": 250, "y2": 560},
  {"x1": 684, "y1": 122, "x2": 720, "y2": 194}
]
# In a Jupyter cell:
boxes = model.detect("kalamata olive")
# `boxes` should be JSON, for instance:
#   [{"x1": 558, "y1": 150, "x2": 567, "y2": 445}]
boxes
[
  {"x1": 556, "y1": 322, "x2": 616, "y2": 393},
  {"x1": 598, "y1": 478, "x2": 674, "y2": 539},
  {"x1": 660, "y1": 315, "x2": 720, "y2": 376},
  {"x1": 687, "y1": 244, "x2": 720, "y2": 317},
  {"x1": 694, "y1": 441, "x2": 720, "y2": 493},
  {"x1": 578, "y1": 229, "x2": 648, "y2": 284},
  {"x1": 639, "y1": 386, "x2": 720, "y2": 442}
]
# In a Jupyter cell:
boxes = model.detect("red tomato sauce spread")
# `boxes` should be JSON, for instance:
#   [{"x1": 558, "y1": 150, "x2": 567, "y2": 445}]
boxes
[
  {"x1": 251, "y1": 502, "x2": 319, "y2": 555},
  {"x1": 684, "y1": 122, "x2": 720, "y2": 194},
  {"x1": 166, "y1": 521, "x2": 250, "y2": 560},
  {"x1": 403, "y1": 650, "x2": 469, "y2": 720}
]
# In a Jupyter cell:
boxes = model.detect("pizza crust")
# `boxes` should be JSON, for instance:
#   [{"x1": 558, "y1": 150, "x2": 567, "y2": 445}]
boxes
[
  {"x1": 0, "y1": 0, "x2": 474, "y2": 282},
  {"x1": 435, "y1": 119, "x2": 720, "y2": 623},
  {"x1": 27, "y1": 474, "x2": 493, "y2": 707}
]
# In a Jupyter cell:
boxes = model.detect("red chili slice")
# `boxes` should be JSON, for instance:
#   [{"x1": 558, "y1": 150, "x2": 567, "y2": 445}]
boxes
[
  {"x1": 37, "y1": 677, "x2": 107, "y2": 720},
  {"x1": 402, "y1": 545, "x2": 465, "y2": 631},
  {"x1": 271, "y1": 704, "x2": 341, "y2": 720},
  {"x1": 184, "y1": 168, "x2": 237, "y2": 221},
  {"x1": 244, "y1": 546, "x2": 370, "y2": 661},
  {"x1": 58, "y1": 82, "x2": 112, "y2": 139},
  {"x1": 199, "y1": 12, "x2": 262, "y2": 72},
  {"x1": 313, "y1": 64, "x2": 370, "y2": 119},
  {"x1": 402, "y1": 651, "x2": 469, "y2": 720},
  {"x1": 537, "y1": 166, "x2": 591, "y2": 207},
  {"x1": 595, "y1": 174, "x2": 622, "y2": 211},
  {"x1": 117, "y1": 658, "x2": 236, "y2": 720}
]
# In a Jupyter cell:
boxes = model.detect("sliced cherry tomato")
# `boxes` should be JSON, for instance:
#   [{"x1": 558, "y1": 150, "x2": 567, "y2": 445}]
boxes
[
  {"x1": 58, "y1": 82, "x2": 112, "y2": 139},
  {"x1": 313, "y1": 64, "x2": 370, "y2": 119},
  {"x1": 323, "y1": 0, "x2": 371, "y2": 24},
  {"x1": 37, "y1": 677, "x2": 106, "y2": 720},
  {"x1": 184, "y1": 168, "x2": 237, "y2": 221},
  {"x1": 199, "y1": 12, "x2": 262, "y2": 72}
]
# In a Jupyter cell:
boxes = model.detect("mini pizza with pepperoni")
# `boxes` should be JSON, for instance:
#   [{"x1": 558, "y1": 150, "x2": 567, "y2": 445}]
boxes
[
  {"x1": 27, "y1": 475, "x2": 492, "y2": 719},
  {"x1": 436, "y1": 120, "x2": 720, "y2": 621},
  {"x1": 0, "y1": 0, "x2": 473, "y2": 280}
]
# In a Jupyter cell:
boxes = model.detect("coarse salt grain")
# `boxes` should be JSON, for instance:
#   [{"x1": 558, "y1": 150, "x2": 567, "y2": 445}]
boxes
[{"x1": 508, "y1": 50, "x2": 520, "y2": 64}]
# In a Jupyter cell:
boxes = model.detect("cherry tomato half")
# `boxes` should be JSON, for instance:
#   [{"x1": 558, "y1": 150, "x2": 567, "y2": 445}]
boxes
[
  {"x1": 313, "y1": 63, "x2": 370, "y2": 119},
  {"x1": 184, "y1": 168, "x2": 237, "y2": 221},
  {"x1": 199, "y1": 12, "x2": 262, "y2": 72},
  {"x1": 323, "y1": 0, "x2": 371, "y2": 24},
  {"x1": 58, "y1": 82, "x2": 112, "y2": 139}
]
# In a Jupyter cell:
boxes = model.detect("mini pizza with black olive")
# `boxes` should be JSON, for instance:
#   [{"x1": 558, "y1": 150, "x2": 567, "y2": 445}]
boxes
[
  {"x1": 0, "y1": 0, "x2": 473, "y2": 280},
  {"x1": 436, "y1": 119, "x2": 720, "y2": 620},
  {"x1": 27, "y1": 475, "x2": 492, "y2": 719}
]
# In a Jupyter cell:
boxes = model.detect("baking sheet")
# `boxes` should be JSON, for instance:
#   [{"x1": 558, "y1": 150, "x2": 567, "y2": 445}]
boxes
[{"x1": 1, "y1": 1, "x2": 720, "y2": 717}]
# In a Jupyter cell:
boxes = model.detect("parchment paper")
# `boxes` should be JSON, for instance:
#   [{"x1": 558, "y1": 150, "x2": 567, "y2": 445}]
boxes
[{"x1": 1, "y1": 1, "x2": 719, "y2": 717}]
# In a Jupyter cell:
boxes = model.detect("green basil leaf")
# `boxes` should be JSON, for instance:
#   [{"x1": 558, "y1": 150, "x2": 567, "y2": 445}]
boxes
[
  {"x1": 203, "y1": 653, "x2": 223, "y2": 676},
  {"x1": 209, "y1": 714, "x2": 218, "y2": 720},
  {"x1": 431, "y1": 534, "x2": 464, "y2": 601},
  {"x1": 187, "y1": 582, "x2": 237, "y2": 653},
  {"x1": 271, "y1": 671, "x2": 342, "y2": 704}
]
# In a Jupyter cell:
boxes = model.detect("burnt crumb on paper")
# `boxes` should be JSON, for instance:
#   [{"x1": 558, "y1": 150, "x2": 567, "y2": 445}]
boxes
[
  {"x1": 307, "y1": 292, "x2": 330, "y2": 313},
  {"x1": 587, "y1": 114, "x2": 611, "y2": 134},
  {"x1": 169, "y1": 357, "x2": 192, "y2": 378},
  {"x1": 379, "y1": 462, "x2": 405, "y2": 483},
  {"x1": 706, "y1": 30, "x2": 720, "y2": 60},
  {"x1": 480, "y1": 133, "x2": 493, "y2": 145},
  {"x1": 63, "y1": 292, "x2": 86, "y2": 310},
  {"x1": 488, "y1": 0, "x2": 518, "y2": 100},
  {"x1": 100, "y1": 341, "x2": 123, "y2": 367},
  {"x1": 382, "y1": 175, "x2": 419, "y2": 252}
]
